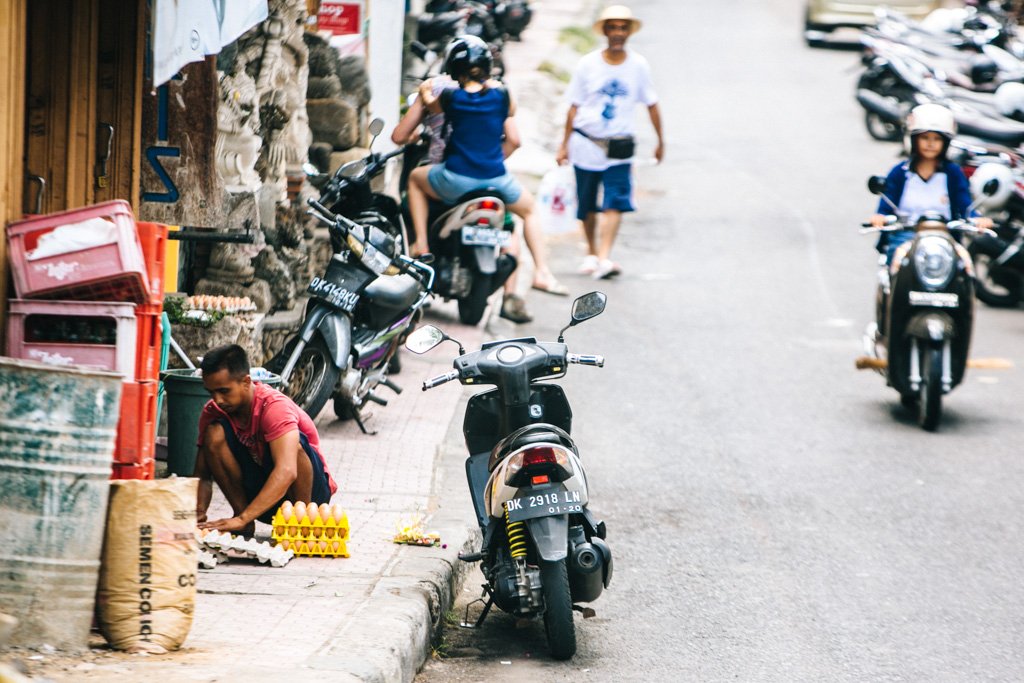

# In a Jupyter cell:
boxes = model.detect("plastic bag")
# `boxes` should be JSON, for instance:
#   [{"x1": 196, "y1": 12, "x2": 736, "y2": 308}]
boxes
[{"x1": 536, "y1": 165, "x2": 578, "y2": 235}]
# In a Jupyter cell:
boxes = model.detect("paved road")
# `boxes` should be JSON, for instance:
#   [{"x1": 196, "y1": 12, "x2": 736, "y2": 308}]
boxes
[{"x1": 418, "y1": 0, "x2": 1024, "y2": 681}]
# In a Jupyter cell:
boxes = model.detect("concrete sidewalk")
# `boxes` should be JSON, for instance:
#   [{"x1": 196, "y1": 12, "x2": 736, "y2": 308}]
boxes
[{"x1": 2, "y1": 1, "x2": 598, "y2": 680}]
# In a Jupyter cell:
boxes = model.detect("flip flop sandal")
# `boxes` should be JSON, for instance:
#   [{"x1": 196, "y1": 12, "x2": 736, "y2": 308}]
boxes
[{"x1": 531, "y1": 279, "x2": 570, "y2": 296}]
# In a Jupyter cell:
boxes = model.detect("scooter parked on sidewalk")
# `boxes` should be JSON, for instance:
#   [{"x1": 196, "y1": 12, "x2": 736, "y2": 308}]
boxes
[
  {"x1": 858, "y1": 175, "x2": 1000, "y2": 430},
  {"x1": 312, "y1": 119, "x2": 410, "y2": 253},
  {"x1": 267, "y1": 199, "x2": 434, "y2": 428},
  {"x1": 405, "y1": 291, "x2": 612, "y2": 660}
]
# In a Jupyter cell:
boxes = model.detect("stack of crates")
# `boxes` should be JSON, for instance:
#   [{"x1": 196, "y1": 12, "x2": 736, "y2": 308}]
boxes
[{"x1": 5, "y1": 201, "x2": 169, "y2": 480}]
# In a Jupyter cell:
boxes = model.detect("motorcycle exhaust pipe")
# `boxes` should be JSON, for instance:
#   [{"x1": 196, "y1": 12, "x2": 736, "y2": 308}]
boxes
[
  {"x1": 570, "y1": 543, "x2": 602, "y2": 574},
  {"x1": 568, "y1": 541, "x2": 608, "y2": 604}
]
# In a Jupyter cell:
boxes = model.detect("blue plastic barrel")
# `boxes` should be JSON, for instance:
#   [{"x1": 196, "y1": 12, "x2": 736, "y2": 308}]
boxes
[{"x1": 0, "y1": 358, "x2": 122, "y2": 650}]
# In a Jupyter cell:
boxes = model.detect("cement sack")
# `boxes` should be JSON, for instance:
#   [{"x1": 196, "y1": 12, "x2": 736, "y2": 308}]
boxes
[{"x1": 97, "y1": 478, "x2": 199, "y2": 653}]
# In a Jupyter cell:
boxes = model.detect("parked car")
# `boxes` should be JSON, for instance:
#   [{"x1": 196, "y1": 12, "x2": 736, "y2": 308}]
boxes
[{"x1": 805, "y1": 0, "x2": 944, "y2": 46}]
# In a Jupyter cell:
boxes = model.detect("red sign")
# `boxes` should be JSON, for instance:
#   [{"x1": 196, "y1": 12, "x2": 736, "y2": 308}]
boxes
[{"x1": 319, "y1": 1, "x2": 362, "y2": 35}]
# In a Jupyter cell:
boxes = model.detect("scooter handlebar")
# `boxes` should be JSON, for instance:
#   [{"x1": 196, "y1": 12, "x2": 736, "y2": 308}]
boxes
[
  {"x1": 422, "y1": 370, "x2": 459, "y2": 391},
  {"x1": 568, "y1": 353, "x2": 604, "y2": 367}
]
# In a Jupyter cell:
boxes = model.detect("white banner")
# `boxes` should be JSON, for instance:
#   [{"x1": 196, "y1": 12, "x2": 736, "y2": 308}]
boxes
[{"x1": 153, "y1": 0, "x2": 269, "y2": 87}]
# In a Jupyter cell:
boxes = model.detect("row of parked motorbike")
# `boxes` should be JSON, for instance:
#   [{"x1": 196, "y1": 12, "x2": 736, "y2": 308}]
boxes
[
  {"x1": 850, "y1": 2, "x2": 1024, "y2": 431},
  {"x1": 262, "y1": 115, "x2": 608, "y2": 659},
  {"x1": 407, "y1": 0, "x2": 533, "y2": 82}
]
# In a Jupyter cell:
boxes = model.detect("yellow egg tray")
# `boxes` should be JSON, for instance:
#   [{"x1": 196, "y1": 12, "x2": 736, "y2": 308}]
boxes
[
  {"x1": 270, "y1": 508, "x2": 351, "y2": 558},
  {"x1": 274, "y1": 537, "x2": 349, "y2": 557}
]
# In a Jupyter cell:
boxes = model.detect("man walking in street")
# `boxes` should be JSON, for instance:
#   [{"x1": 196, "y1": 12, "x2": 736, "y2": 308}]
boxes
[
  {"x1": 193, "y1": 344, "x2": 338, "y2": 535},
  {"x1": 555, "y1": 4, "x2": 664, "y2": 280}
]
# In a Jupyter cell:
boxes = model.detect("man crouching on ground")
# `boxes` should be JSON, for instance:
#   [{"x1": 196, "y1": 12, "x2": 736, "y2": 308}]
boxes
[{"x1": 194, "y1": 343, "x2": 338, "y2": 535}]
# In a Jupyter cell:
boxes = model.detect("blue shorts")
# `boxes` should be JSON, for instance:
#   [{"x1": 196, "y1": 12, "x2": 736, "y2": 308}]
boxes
[
  {"x1": 217, "y1": 418, "x2": 332, "y2": 524},
  {"x1": 574, "y1": 164, "x2": 635, "y2": 220},
  {"x1": 428, "y1": 165, "x2": 522, "y2": 205}
]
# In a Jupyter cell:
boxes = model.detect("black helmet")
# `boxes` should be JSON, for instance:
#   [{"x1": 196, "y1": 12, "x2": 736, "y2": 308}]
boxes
[
  {"x1": 970, "y1": 55, "x2": 999, "y2": 85},
  {"x1": 442, "y1": 35, "x2": 492, "y2": 79}
]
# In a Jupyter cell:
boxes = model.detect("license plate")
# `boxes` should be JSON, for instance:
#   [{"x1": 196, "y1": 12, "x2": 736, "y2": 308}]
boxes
[
  {"x1": 909, "y1": 291, "x2": 958, "y2": 308},
  {"x1": 505, "y1": 488, "x2": 583, "y2": 522},
  {"x1": 461, "y1": 226, "x2": 510, "y2": 247},
  {"x1": 308, "y1": 277, "x2": 360, "y2": 312}
]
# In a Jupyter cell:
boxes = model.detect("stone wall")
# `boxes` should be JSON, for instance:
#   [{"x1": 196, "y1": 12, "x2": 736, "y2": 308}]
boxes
[{"x1": 168, "y1": 0, "x2": 373, "y2": 366}]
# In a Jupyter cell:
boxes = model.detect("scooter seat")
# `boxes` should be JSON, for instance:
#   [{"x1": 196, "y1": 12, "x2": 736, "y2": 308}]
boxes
[
  {"x1": 488, "y1": 423, "x2": 578, "y2": 472},
  {"x1": 363, "y1": 273, "x2": 421, "y2": 311}
]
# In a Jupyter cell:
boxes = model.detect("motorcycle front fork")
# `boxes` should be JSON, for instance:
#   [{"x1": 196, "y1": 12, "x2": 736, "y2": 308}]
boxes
[{"x1": 907, "y1": 337, "x2": 953, "y2": 393}]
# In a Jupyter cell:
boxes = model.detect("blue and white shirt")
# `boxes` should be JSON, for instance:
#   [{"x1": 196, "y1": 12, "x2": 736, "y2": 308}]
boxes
[{"x1": 566, "y1": 50, "x2": 658, "y2": 171}]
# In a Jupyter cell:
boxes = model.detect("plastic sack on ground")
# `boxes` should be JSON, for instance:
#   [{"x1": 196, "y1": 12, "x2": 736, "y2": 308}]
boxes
[
  {"x1": 536, "y1": 165, "x2": 579, "y2": 235},
  {"x1": 96, "y1": 478, "x2": 199, "y2": 654}
]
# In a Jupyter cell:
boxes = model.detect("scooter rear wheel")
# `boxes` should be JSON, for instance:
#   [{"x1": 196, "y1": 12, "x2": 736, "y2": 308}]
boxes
[
  {"x1": 458, "y1": 273, "x2": 493, "y2": 325},
  {"x1": 540, "y1": 558, "x2": 576, "y2": 661},
  {"x1": 919, "y1": 345, "x2": 943, "y2": 432}
]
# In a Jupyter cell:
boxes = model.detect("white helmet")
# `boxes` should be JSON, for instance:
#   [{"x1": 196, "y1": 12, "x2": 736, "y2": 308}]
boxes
[
  {"x1": 995, "y1": 82, "x2": 1024, "y2": 120},
  {"x1": 906, "y1": 103, "x2": 957, "y2": 140},
  {"x1": 969, "y1": 162, "x2": 1014, "y2": 211}
]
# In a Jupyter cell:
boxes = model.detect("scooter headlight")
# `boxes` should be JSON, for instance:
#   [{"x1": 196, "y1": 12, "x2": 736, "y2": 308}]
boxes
[{"x1": 913, "y1": 236, "x2": 955, "y2": 290}]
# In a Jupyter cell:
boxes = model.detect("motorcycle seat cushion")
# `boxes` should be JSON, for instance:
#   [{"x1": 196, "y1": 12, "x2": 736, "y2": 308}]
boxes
[
  {"x1": 363, "y1": 273, "x2": 421, "y2": 311},
  {"x1": 488, "y1": 423, "x2": 578, "y2": 472}
]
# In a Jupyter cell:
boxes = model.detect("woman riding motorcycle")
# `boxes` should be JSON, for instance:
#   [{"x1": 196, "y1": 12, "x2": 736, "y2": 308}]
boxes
[{"x1": 869, "y1": 102, "x2": 994, "y2": 261}]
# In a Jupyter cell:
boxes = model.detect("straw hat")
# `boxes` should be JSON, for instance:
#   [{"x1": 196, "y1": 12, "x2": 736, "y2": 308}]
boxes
[{"x1": 593, "y1": 5, "x2": 642, "y2": 35}]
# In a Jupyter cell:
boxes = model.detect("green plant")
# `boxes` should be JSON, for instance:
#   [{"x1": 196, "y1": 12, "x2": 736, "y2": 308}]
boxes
[
  {"x1": 538, "y1": 60, "x2": 571, "y2": 83},
  {"x1": 559, "y1": 25, "x2": 598, "y2": 54}
]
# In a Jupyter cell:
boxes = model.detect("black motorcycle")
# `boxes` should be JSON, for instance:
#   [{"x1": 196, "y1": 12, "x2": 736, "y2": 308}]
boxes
[
  {"x1": 859, "y1": 175, "x2": 999, "y2": 430},
  {"x1": 266, "y1": 199, "x2": 434, "y2": 428},
  {"x1": 405, "y1": 291, "x2": 612, "y2": 660},
  {"x1": 310, "y1": 119, "x2": 409, "y2": 253}
]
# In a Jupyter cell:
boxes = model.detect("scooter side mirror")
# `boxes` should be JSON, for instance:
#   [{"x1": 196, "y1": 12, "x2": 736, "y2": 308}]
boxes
[
  {"x1": 982, "y1": 178, "x2": 1000, "y2": 196},
  {"x1": 867, "y1": 175, "x2": 888, "y2": 195},
  {"x1": 367, "y1": 118, "x2": 385, "y2": 149},
  {"x1": 406, "y1": 325, "x2": 446, "y2": 354},
  {"x1": 570, "y1": 291, "x2": 607, "y2": 324},
  {"x1": 558, "y1": 291, "x2": 607, "y2": 342}
]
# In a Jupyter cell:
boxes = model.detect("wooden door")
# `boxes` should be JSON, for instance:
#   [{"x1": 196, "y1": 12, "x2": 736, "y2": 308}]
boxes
[{"x1": 22, "y1": 0, "x2": 143, "y2": 215}]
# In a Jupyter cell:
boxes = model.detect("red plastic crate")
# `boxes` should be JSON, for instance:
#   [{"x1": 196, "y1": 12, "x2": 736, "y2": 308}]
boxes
[
  {"x1": 136, "y1": 221, "x2": 168, "y2": 305},
  {"x1": 134, "y1": 302, "x2": 162, "y2": 381},
  {"x1": 113, "y1": 380, "x2": 157, "y2": 479},
  {"x1": 111, "y1": 461, "x2": 155, "y2": 480},
  {"x1": 6, "y1": 200, "x2": 148, "y2": 303},
  {"x1": 5, "y1": 299, "x2": 138, "y2": 376}
]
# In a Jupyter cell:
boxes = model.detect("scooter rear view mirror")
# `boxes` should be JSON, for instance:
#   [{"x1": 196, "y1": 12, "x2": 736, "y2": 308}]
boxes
[
  {"x1": 406, "y1": 325, "x2": 446, "y2": 354},
  {"x1": 982, "y1": 178, "x2": 1000, "y2": 196},
  {"x1": 867, "y1": 176, "x2": 888, "y2": 195},
  {"x1": 570, "y1": 291, "x2": 607, "y2": 324},
  {"x1": 559, "y1": 291, "x2": 607, "y2": 342},
  {"x1": 368, "y1": 118, "x2": 385, "y2": 149}
]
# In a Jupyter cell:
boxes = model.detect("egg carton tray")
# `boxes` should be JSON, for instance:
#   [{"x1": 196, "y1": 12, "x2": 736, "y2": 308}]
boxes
[
  {"x1": 273, "y1": 537, "x2": 349, "y2": 558},
  {"x1": 197, "y1": 529, "x2": 295, "y2": 568}
]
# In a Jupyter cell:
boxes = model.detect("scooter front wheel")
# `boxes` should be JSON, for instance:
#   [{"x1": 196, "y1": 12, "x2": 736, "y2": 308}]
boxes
[
  {"x1": 540, "y1": 558, "x2": 576, "y2": 660},
  {"x1": 919, "y1": 345, "x2": 943, "y2": 432},
  {"x1": 281, "y1": 336, "x2": 340, "y2": 421}
]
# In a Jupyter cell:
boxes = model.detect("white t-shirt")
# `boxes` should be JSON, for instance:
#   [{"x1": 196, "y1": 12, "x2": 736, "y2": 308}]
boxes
[
  {"x1": 566, "y1": 49, "x2": 658, "y2": 171},
  {"x1": 899, "y1": 171, "x2": 951, "y2": 223}
]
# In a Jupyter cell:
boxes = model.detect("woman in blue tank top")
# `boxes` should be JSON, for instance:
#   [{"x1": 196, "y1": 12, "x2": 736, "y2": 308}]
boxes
[{"x1": 405, "y1": 36, "x2": 567, "y2": 306}]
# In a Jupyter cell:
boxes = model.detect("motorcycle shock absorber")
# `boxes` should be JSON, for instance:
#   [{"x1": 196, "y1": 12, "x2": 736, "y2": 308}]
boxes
[
  {"x1": 505, "y1": 508, "x2": 527, "y2": 560},
  {"x1": 505, "y1": 508, "x2": 533, "y2": 612}
]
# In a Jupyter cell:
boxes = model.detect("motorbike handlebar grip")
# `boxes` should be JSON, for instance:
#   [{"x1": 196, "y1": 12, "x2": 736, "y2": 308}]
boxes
[
  {"x1": 422, "y1": 371, "x2": 459, "y2": 390},
  {"x1": 568, "y1": 353, "x2": 605, "y2": 367}
]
